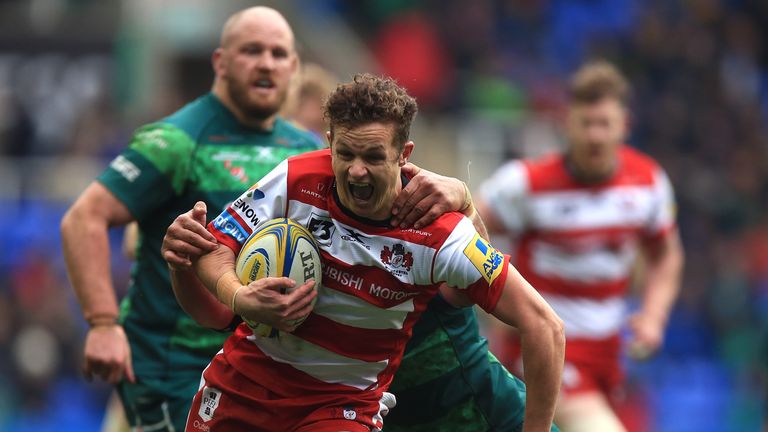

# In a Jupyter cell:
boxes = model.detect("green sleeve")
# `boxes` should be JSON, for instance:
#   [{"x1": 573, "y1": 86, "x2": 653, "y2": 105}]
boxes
[{"x1": 97, "y1": 123, "x2": 195, "y2": 220}]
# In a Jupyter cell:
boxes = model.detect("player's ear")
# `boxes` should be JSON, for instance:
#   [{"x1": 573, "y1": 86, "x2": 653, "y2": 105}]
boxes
[
  {"x1": 326, "y1": 130, "x2": 333, "y2": 148},
  {"x1": 399, "y1": 141, "x2": 414, "y2": 166},
  {"x1": 289, "y1": 51, "x2": 299, "y2": 75},
  {"x1": 622, "y1": 107, "x2": 632, "y2": 139},
  {"x1": 212, "y1": 48, "x2": 225, "y2": 77}
]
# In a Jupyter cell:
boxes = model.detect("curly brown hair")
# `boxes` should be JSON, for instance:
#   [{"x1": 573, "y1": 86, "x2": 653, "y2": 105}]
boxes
[
  {"x1": 324, "y1": 73, "x2": 418, "y2": 149},
  {"x1": 568, "y1": 60, "x2": 631, "y2": 106}
]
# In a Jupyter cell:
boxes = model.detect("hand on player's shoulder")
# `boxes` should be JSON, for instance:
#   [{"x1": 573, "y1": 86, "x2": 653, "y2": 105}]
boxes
[{"x1": 392, "y1": 165, "x2": 466, "y2": 229}]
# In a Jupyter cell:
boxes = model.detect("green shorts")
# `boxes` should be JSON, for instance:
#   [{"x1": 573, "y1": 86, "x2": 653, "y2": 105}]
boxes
[{"x1": 116, "y1": 375, "x2": 200, "y2": 432}]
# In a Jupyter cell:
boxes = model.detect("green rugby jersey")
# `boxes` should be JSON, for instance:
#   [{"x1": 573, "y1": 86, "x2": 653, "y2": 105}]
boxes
[
  {"x1": 386, "y1": 295, "x2": 557, "y2": 432},
  {"x1": 98, "y1": 93, "x2": 323, "y2": 379}
]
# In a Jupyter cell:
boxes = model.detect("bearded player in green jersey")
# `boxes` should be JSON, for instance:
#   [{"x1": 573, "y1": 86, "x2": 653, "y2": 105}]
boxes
[{"x1": 60, "y1": 7, "x2": 323, "y2": 430}]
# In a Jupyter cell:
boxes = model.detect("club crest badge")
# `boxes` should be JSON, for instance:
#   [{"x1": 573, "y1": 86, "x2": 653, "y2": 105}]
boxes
[{"x1": 380, "y1": 243, "x2": 413, "y2": 277}]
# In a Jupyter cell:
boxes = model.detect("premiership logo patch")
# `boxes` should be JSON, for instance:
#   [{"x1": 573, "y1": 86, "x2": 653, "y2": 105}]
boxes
[
  {"x1": 198, "y1": 386, "x2": 222, "y2": 422},
  {"x1": 463, "y1": 234, "x2": 503, "y2": 285}
]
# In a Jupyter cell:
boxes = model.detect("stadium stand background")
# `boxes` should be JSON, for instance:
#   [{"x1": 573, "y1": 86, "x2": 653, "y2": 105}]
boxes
[{"x1": 0, "y1": 0, "x2": 766, "y2": 430}]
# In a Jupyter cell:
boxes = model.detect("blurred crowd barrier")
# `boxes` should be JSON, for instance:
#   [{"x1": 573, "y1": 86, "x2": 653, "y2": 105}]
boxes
[{"x1": 1, "y1": 0, "x2": 767, "y2": 430}]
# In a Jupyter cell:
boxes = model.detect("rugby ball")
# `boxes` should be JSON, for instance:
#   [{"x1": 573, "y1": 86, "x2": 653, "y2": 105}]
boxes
[{"x1": 235, "y1": 218, "x2": 322, "y2": 336}]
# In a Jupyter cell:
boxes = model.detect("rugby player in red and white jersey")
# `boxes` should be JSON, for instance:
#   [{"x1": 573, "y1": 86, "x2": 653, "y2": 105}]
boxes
[
  {"x1": 476, "y1": 61, "x2": 685, "y2": 432},
  {"x1": 168, "y1": 74, "x2": 564, "y2": 432}
]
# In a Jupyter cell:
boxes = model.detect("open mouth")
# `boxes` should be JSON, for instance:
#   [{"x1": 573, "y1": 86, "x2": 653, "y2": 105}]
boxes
[
  {"x1": 349, "y1": 182, "x2": 373, "y2": 200},
  {"x1": 252, "y1": 79, "x2": 275, "y2": 90}
]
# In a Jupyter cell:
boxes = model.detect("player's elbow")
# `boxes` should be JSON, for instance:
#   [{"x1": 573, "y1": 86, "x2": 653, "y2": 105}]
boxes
[
  {"x1": 60, "y1": 204, "x2": 88, "y2": 241},
  {"x1": 549, "y1": 313, "x2": 566, "y2": 349},
  {"x1": 60, "y1": 208, "x2": 74, "y2": 238},
  {"x1": 61, "y1": 194, "x2": 104, "y2": 234},
  {"x1": 549, "y1": 305, "x2": 565, "y2": 341},
  {"x1": 527, "y1": 306, "x2": 565, "y2": 350}
]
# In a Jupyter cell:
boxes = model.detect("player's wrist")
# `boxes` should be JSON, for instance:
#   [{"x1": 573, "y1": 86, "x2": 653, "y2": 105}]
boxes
[
  {"x1": 639, "y1": 306, "x2": 669, "y2": 325},
  {"x1": 86, "y1": 313, "x2": 119, "y2": 328},
  {"x1": 231, "y1": 285, "x2": 247, "y2": 315},
  {"x1": 215, "y1": 273, "x2": 240, "y2": 310},
  {"x1": 461, "y1": 201, "x2": 477, "y2": 219},
  {"x1": 459, "y1": 181, "x2": 473, "y2": 213}
]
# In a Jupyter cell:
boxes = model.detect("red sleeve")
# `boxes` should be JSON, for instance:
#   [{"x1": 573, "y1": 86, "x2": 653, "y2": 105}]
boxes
[
  {"x1": 207, "y1": 218, "x2": 244, "y2": 256},
  {"x1": 465, "y1": 253, "x2": 511, "y2": 313}
]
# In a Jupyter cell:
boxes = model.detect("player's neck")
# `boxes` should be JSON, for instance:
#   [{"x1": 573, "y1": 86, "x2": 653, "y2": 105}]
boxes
[
  {"x1": 238, "y1": 112, "x2": 277, "y2": 131},
  {"x1": 564, "y1": 153, "x2": 617, "y2": 184},
  {"x1": 377, "y1": 178, "x2": 402, "y2": 221}
]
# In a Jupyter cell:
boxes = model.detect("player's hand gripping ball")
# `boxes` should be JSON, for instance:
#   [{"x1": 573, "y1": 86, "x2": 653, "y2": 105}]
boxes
[{"x1": 235, "y1": 218, "x2": 322, "y2": 336}]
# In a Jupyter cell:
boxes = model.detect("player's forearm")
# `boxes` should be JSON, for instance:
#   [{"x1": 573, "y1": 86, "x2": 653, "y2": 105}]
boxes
[
  {"x1": 170, "y1": 266, "x2": 234, "y2": 329},
  {"x1": 491, "y1": 267, "x2": 564, "y2": 430},
  {"x1": 194, "y1": 246, "x2": 241, "y2": 312},
  {"x1": 641, "y1": 233, "x2": 684, "y2": 325},
  {"x1": 61, "y1": 207, "x2": 120, "y2": 321},
  {"x1": 519, "y1": 321, "x2": 564, "y2": 431}
]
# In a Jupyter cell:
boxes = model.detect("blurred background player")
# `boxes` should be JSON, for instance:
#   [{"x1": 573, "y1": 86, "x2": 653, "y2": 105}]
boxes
[
  {"x1": 475, "y1": 60, "x2": 684, "y2": 432},
  {"x1": 281, "y1": 62, "x2": 339, "y2": 139},
  {"x1": 60, "y1": 7, "x2": 323, "y2": 431},
  {"x1": 167, "y1": 73, "x2": 564, "y2": 432}
]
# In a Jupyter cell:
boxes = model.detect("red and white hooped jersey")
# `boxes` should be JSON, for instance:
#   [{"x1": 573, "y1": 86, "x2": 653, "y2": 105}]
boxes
[
  {"x1": 208, "y1": 149, "x2": 509, "y2": 403},
  {"x1": 480, "y1": 146, "x2": 676, "y2": 339}
]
